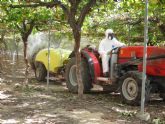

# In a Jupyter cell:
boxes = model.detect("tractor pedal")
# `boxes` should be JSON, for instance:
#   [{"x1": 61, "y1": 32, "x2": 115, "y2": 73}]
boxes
[{"x1": 97, "y1": 77, "x2": 112, "y2": 84}]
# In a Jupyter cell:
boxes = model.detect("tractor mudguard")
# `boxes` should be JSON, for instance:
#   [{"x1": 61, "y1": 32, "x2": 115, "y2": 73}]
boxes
[
  {"x1": 81, "y1": 50, "x2": 101, "y2": 83},
  {"x1": 68, "y1": 49, "x2": 101, "y2": 83}
]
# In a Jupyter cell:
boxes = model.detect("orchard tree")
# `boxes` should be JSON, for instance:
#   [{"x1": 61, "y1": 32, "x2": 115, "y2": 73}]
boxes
[
  {"x1": 7, "y1": 0, "x2": 165, "y2": 95},
  {"x1": 0, "y1": 6, "x2": 8, "y2": 50},
  {"x1": 8, "y1": 0, "x2": 122, "y2": 96},
  {"x1": 1, "y1": 3, "x2": 54, "y2": 85},
  {"x1": 118, "y1": 0, "x2": 165, "y2": 44},
  {"x1": 0, "y1": 30, "x2": 7, "y2": 50},
  {"x1": 58, "y1": 0, "x2": 97, "y2": 97}
]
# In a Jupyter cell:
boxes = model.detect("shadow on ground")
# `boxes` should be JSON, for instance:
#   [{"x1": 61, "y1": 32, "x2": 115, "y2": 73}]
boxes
[{"x1": 0, "y1": 55, "x2": 165, "y2": 124}]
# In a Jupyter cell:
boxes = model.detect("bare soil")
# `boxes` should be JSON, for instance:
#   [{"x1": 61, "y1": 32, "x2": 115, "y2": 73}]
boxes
[{"x1": 0, "y1": 54, "x2": 165, "y2": 124}]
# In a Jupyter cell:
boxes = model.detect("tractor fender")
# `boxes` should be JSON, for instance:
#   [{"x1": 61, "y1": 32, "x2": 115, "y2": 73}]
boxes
[
  {"x1": 81, "y1": 50, "x2": 101, "y2": 83},
  {"x1": 68, "y1": 50, "x2": 101, "y2": 83},
  {"x1": 81, "y1": 50, "x2": 95, "y2": 83}
]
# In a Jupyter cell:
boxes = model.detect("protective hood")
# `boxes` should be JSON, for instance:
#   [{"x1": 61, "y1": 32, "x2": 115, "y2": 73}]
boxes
[{"x1": 105, "y1": 29, "x2": 114, "y2": 39}]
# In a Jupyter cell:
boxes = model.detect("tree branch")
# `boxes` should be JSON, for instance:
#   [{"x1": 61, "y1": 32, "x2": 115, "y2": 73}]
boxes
[
  {"x1": 26, "y1": 20, "x2": 35, "y2": 35},
  {"x1": 16, "y1": 24, "x2": 22, "y2": 32},
  {"x1": 22, "y1": 20, "x2": 27, "y2": 31},
  {"x1": 9, "y1": 1, "x2": 61, "y2": 8},
  {"x1": 69, "y1": 0, "x2": 81, "y2": 17},
  {"x1": 77, "y1": 0, "x2": 96, "y2": 27},
  {"x1": 8, "y1": 0, "x2": 70, "y2": 17},
  {"x1": 65, "y1": 0, "x2": 81, "y2": 30},
  {"x1": 68, "y1": 0, "x2": 74, "y2": 5},
  {"x1": 125, "y1": 18, "x2": 143, "y2": 26},
  {"x1": 9, "y1": 0, "x2": 71, "y2": 26},
  {"x1": 21, "y1": 20, "x2": 35, "y2": 41},
  {"x1": 126, "y1": 17, "x2": 160, "y2": 26},
  {"x1": 59, "y1": 4, "x2": 69, "y2": 17}
]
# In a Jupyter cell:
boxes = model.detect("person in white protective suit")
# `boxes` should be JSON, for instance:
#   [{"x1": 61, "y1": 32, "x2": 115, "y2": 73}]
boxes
[{"x1": 98, "y1": 29, "x2": 125, "y2": 77}]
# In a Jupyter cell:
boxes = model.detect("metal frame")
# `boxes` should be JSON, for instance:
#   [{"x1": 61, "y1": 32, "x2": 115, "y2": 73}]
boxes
[{"x1": 141, "y1": 0, "x2": 149, "y2": 115}]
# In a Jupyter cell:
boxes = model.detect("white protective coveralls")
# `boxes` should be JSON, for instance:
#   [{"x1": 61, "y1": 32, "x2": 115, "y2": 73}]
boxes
[{"x1": 98, "y1": 29, "x2": 125, "y2": 73}]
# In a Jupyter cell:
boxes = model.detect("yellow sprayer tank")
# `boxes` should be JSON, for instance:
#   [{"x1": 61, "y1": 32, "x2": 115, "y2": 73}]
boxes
[{"x1": 35, "y1": 48, "x2": 71, "y2": 73}]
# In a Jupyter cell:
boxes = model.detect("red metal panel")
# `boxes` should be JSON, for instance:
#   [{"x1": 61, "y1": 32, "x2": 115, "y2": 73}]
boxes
[
  {"x1": 118, "y1": 46, "x2": 165, "y2": 76},
  {"x1": 138, "y1": 59, "x2": 165, "y2": 76},
  {"x1": 119, "y1": 46, "x2": 163, "y2": 57},
  {"x1": 118, "y1": 46, "x2": 165, "y2": 62},
  {"x1": 85, "y1": 51, "x2": 101, "y2": 81}
]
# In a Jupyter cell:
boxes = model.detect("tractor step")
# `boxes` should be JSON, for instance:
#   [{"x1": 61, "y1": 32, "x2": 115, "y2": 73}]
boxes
[{"x1": 97, "y1": 77, "x2": 112, "y2": 84}]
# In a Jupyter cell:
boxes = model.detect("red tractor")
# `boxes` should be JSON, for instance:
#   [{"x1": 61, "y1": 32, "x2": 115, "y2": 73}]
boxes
[{"x1": 65, "y1": 45, "x2": 165, "y2": 105}]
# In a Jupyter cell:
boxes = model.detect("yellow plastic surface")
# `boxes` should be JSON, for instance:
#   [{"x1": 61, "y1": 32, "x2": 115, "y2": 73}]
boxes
[{"x1": 35, "y1": 48, "x2": 71, "y2": 73}]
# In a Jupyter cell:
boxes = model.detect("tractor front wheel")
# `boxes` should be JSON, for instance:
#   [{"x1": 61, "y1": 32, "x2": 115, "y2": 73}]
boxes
[
  {"x1": 35, "y1": 62, "x2": 47, "y2": 82},
  {"x1": 65, "y1": 57, "x2": 92, "y2": 93},
  {"x1": 119, "y1": 71, "x2": 150, "y2": 105}
]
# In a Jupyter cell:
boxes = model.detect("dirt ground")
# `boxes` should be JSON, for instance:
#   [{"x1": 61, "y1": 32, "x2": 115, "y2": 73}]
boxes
[{"x1": 0, "y1": 54, "x2": 165, "y2": 124}]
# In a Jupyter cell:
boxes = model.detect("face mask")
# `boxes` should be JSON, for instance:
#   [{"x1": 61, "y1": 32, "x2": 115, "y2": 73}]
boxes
[{"x1": 108, "y1": 33, "x2": 114, "y2": 40}]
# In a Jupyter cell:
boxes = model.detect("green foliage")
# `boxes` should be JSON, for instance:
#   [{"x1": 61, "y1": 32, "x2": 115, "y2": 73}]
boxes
[
  {"x1": 121, "y1": 111, "x2": 136, "y2": 117},
  {"x1": 3, "y1": 7, "x2": 53, "y2": 31},
  {"x1": 0, "y1": 0, "x2": 165, "y2": 47},
  {"x1": 153, "y1": 118, "x2": 165, "y2": 124},
  {"x1": 82, "y1": 0, "x2": 165, "y2": 46}
]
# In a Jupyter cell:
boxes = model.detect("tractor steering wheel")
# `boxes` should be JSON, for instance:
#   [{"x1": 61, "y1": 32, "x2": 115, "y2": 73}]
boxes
[{"x1": 107, "y1": 46, "x2": 120, "y2": 55}]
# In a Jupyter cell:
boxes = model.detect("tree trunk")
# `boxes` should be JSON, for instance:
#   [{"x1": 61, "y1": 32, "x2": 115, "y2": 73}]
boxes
[
  {"x1": 14, "y1": 39, "x2": 19, "y2": 60},
  {"x1": 23, "y1": 40, "x2": 30, "y2": 86},
  {"x1": 0, "y1": 32, "x2": 7, "y2": 51},
  {"x1": 16, "y1": 48, "x2": 19, "y2": 60},
  {"x1": 20, "y1": 20, "x2": 34, "y2": 86},
  {"x1": 15, "y1": 42, "x2": 19, "y2": 61},
  {"x1": 73, "y1": 29, "x2": 84, "y2": 98},
  {"x1": 159, "y1": 24, "x2": 165, "y2": 39}
]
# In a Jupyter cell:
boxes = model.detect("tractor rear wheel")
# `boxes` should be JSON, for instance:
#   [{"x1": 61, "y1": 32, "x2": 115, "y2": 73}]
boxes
[
  {"x1": 65, "y1": 57, "x2": 92, "y2": 93},
  {"x1": 119, "y1": 71, "x2": 151, "y2": 105},
  {"x1": 35, "y1": 62, "x2": 47, "y2": 82}
]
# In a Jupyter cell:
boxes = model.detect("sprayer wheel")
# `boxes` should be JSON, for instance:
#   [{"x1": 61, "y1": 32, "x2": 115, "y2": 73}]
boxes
[{"x1": 35, "y1": 62, "x2": 47, "y2": 82}]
